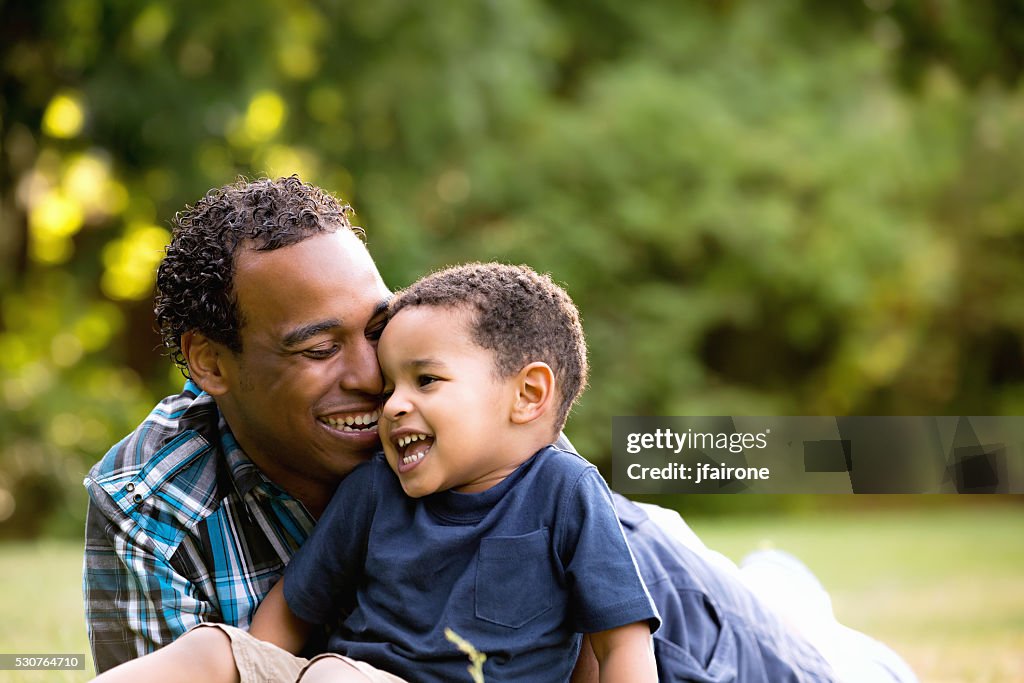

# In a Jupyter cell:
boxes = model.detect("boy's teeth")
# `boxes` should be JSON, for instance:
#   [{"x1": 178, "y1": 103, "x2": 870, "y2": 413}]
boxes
[
  {"x1": 402, "y1": 451, "x2": 427, "y2": 466},
  {"x1": 397, "y1": 434, "x2": 432, "y2": 466},
  {"x1": 397, "y1": 433, "x2": 428, "y2": 448}
]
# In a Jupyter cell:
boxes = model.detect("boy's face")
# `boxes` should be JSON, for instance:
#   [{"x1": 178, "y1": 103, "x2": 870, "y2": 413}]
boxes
[{"x1": 377, "y1": 305, "x2": 524, "y2": 498}]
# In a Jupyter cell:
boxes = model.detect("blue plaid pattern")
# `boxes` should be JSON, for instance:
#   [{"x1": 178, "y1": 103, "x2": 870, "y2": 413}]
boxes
[{"x1": 82, "y1": 381, "x2": 315, "y2": 673}]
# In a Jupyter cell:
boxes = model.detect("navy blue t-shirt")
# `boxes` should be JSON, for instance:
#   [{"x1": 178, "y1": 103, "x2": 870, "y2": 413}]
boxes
[{"x1": 284, "y1": 446, "x2": 660, "y2": 683}]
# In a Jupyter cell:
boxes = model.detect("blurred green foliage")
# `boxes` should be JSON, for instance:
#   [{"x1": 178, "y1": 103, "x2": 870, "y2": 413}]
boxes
[{"x1": 2, "y1": 0, "x2": 1024, "y2": 537}]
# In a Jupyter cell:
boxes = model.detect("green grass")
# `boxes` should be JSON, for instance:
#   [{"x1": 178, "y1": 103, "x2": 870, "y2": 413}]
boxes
[
  {"x1": 0, "y1": 541, "x2": 91, "y2": 683},
  {"x1": 691, "y1": 505, "x2": 1024, "y2": 683},
  {"x1": 0, "y1": 505, "x2": 1020, "y2": 682}
]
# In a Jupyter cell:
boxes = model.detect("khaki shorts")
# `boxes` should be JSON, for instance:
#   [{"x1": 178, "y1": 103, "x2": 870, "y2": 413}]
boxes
[{"x1": 190, "y1": 623, "x2": 407, "y2": 683}]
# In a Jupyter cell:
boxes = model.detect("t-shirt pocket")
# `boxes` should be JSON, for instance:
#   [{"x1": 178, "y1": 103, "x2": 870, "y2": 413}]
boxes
[{"x1": 475, "y1": 528, "x2": 555, "y2": 628}]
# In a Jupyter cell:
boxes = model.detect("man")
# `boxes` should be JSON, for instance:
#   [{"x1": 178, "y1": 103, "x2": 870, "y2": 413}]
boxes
[
  {"x1": 84, "y1": 176, "x2": 915, "y2": 682},
  {"x1": 84, "y1": 176, "x2": 388, "y2": 670}
]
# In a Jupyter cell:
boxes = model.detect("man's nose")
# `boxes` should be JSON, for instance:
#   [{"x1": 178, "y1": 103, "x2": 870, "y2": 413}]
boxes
[{"x1": 338, "y1": 336, "x2": 383, "y2": 396}]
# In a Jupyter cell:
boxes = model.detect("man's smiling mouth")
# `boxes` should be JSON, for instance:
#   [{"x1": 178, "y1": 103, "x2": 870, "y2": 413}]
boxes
[{"x1": 319, "y1": 409, "x2": 381, "y2": 432}]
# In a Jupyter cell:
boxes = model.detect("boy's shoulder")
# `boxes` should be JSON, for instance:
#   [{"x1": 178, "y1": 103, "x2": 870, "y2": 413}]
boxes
[
  {"x1": 527, "y1": 444, "x2": 603, "y2": 494},
  {"x1": 538, "y1": 443, "x2": 594, "y2": 472}
]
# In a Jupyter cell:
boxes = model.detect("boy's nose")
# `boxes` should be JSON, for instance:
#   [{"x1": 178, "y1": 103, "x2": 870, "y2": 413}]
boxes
[{"x1": 382, "y1": 391, "x2": 412, "y2": 420}]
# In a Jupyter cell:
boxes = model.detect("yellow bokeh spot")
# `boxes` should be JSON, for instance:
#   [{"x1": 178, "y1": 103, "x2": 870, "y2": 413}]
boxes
[
  {"x1": 3, "y1": 378, "x2": 31, "y2": 411},
  {"x1": 243, "y1": 91, "x2": 287, "y2": 143},
  {"x1": 73, "y1": 304, "x2": 122, "y2": 352},
  {"x1": 103, "y1": 179, "x2": 130, "y2": 215},
  {"x1": 51, "y1": 332, "x2": 85, "y2": 368},
  {"x1": 101, "y1": 222, "x2": 171, "y2": 300},
  {"x1": 262, "y1": 144, "x2": 317, "y2": 181},
  {"x1": 30, "y1": 232, "x2": 74, "y2": 264},
  {"x1": 278, "y1": 43, "x2": 319, "y2": 80},
  {"x1": 29, "y1": 190, "x2": 84, "y2": 264},
  {"x1": 0, "y1": 334, "x2": 30, "y2": 372},
  {"x1": 63, "y1": 153, "x2": 111, "y2": 213},
  {"x1": 50, "y1": 413, "x2": 84, "y2": 449},
  {"x1": 30, "y1": 190, "x2": 83, "y2": 238},
  {"x1": 133, "y1": 3, "x2": 171, "y2": 49},
  {"x1": 42, "y1": 92, "x2": 86, "y2": 139},
  {"x1": 10, "y1": 362, "x2": 55, "y2": 402}
]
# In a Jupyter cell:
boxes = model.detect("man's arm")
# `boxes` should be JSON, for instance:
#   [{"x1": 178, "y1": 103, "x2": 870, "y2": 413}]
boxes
[
  {"x1": 84, "y1": 499, "x2": 214, "y2": 673},
  {"x1": 589, "y1": 622, "x2": 657, "y2": 682}
]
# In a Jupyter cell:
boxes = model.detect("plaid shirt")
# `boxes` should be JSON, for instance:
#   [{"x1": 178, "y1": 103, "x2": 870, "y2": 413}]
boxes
[{"x1": 82, "y1": 381, "x2": 315, "y2": 673}]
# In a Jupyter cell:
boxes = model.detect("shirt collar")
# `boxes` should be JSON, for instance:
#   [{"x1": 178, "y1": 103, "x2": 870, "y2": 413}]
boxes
[{"x1": 217, "y1": 415, "x2": 293, "y2": 500}]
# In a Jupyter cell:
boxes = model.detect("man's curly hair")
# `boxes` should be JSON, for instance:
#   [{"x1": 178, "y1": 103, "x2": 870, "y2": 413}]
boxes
[
  {"x1": 387, "y1": 262, "x2": 588, "y2": 430},
  {"x1": 155, "y1": 175, "x2": 363, "y2": 374}
]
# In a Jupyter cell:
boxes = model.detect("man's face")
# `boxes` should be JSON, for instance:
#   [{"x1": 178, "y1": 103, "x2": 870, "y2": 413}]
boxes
[{"x1": 214, "y1": 229, "x2": 390, "y2": 489}]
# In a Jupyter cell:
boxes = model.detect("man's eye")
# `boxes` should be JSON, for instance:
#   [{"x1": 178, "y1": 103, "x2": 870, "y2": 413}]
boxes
[
  {"x1": 365, "y1": 321, "x2": 386, "y2": 342},
  {"x1": 303, "y1": 345, "x2": 338, "y2": 359}
]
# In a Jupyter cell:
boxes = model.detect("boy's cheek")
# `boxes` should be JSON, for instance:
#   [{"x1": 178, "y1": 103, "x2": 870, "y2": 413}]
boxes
[{"x1": 380, "y1": 445, "x2": 399, "y2": 473}]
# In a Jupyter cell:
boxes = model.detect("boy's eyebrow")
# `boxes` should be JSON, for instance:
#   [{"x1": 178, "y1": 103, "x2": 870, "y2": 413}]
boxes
[
  {"x1": 407, "y1": 358, "x2": 444, "y2": 370},
  {"x1": 281, "y1": 319, "x2": 342, "y2": 347}
]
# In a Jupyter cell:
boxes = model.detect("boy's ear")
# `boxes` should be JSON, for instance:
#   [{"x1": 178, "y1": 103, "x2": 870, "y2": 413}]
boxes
[
  {"x1": 510, "y1": 362, "x2": 555, "y2": 425},
  {"x1": 180, "y1": 331, "x2": 231, "y2": 396}
]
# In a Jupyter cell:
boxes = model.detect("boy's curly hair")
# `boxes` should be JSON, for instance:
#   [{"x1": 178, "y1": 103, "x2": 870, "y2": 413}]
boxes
[
  {"x1": 154, "y1": 175, "x2": 362, "y2": 374},
  {"x1": 388, "y1": 262, "x2": 588, "y2": 430}
]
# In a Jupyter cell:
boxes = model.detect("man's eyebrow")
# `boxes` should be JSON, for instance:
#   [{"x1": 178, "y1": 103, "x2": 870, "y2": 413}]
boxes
[
  {"x1": 282, "y1": 319, "x2": 342, "y2": 348},
  {"x1": 371, "y1": 298, "x2": 390, "y2": 319}
]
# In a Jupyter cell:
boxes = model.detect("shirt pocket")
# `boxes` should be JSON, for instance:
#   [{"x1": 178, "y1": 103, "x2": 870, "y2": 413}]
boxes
[{"x1": 475, "y1": 528, "x2": 555, "y2": 628}]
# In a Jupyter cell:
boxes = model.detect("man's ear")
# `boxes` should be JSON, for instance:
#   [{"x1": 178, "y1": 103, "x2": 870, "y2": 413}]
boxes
[
  {"x1": 181, "y1": 331, "x2": 231, "y2": 396},
  {"x1": 510, "y1": 362, "x2": 556, "y2": 425}
]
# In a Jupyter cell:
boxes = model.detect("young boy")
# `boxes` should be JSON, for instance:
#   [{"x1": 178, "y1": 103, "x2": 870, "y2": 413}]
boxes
[{"x1": 94, "y1": 262, "x2": 659, "y2": 682}]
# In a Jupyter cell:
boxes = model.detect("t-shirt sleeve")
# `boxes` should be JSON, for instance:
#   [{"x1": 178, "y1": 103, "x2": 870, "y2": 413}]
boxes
[
  {"x1": 560, "y1": 468, "x2": 661, "y2": 635},
  {"x1": 283, "y1": 458, "x2": 380, "y2": 626}
]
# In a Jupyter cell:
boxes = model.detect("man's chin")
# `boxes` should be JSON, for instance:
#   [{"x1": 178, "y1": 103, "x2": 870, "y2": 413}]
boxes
[{"x1": 325, "y1": 444, "x2": 380, "y2": 479}]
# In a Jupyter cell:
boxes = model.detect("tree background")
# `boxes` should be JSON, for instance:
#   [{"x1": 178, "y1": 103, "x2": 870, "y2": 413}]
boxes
[{"x1": 2, "y1": 0, "x2": 1024, "y2": 538}]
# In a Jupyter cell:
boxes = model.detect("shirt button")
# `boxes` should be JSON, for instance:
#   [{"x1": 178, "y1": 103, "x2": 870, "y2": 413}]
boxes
[
  {"x1": 126, "y1": 483, "x2": 135, "y2": 492},
  {"x1": 132, "y1": 493, "x2": 143, "y2": 504}
]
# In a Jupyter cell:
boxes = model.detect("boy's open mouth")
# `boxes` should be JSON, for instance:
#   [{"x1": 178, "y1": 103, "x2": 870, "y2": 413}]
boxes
[{"x1": 395, "y1": 432, "x2": 434, "y2": 472}]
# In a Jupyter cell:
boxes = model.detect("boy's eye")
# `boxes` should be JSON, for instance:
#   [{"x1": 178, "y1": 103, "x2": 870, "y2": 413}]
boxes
[
  {"x1": 417, "y1": 375, "x2": 439, "y2": 388},
  {"x1": 380, "y1": 387, "x2": 394, "y2": 402}
]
